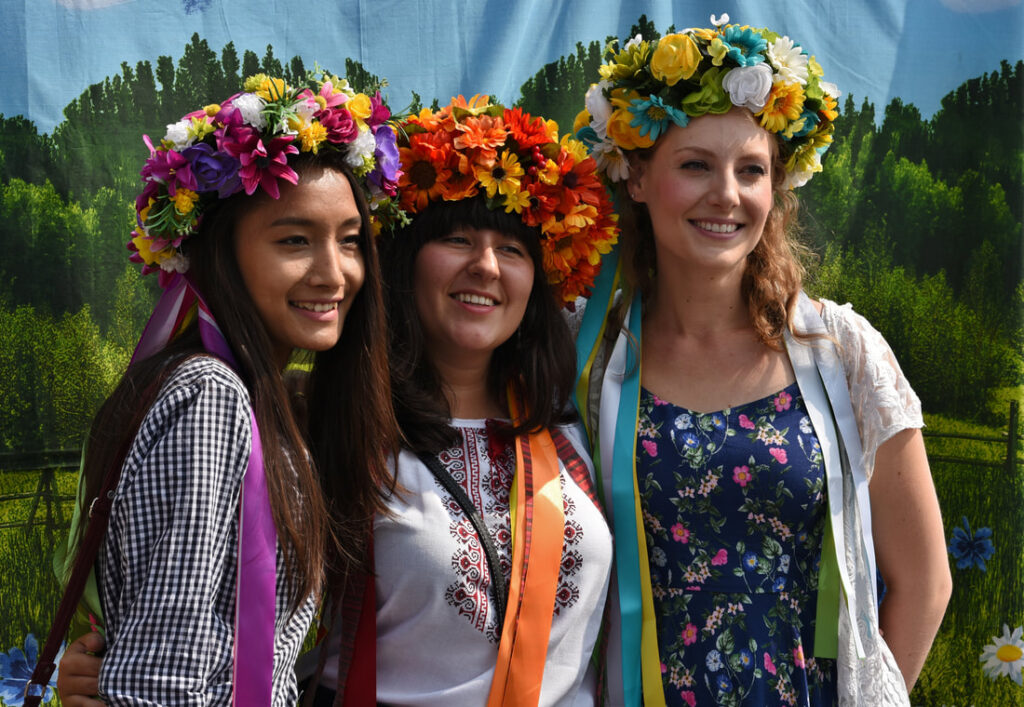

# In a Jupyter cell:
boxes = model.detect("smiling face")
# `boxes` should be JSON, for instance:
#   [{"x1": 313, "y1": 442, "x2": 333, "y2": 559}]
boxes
[
  {"x1": 234, "y1": 168, "x2": 366, "y2": 368},
  {"x1": 630, "y1": 107, "x2": 776, "y2": 281},
  {"x1": 412, "y1": 227, "x2": 535, "y2": 370}
]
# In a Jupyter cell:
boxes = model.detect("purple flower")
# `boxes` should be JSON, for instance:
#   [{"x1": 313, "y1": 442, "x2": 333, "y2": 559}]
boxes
[
  {"x1": 182, "y1": 142, "x2": 241, "y2": 198},
  {"x1": 368, "y1": 124, "x2": 401, "y2": 196},
  {"x1": 140, "y1": 144, "x2": 196, "y2": 195}
]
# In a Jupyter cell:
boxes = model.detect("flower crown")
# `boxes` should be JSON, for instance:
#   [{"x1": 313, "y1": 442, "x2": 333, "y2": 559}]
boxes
[
  {"x1": 129, "y1": 71, "x2": 405, "y2": 286},
  {"x1": 574, "y1": 14, "x2": 841, "y2": 189},
  {"x1": 395, "y1": 96, "x2": 619, "y2": 304}
]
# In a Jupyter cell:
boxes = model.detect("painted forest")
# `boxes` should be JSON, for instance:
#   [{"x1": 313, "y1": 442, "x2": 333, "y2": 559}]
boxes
[{"x1": 0, "y1": 19, "x2": 1021, "y2": 704}]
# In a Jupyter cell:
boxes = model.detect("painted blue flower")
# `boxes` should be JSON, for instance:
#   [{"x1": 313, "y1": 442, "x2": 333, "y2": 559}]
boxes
[
  {"x1": 706, "y1": 649, "x2": 724, "y2": 672},
  {"x1": 716, "y1": 673, "x2": 733, "y2": 692},
  {"x1": 628, "y1": 95, "x2": 689, "y2": 141},
  {"x1": 738, "y1": 648, "x2": 754, "y2": 670},
  {"x1": 778, "y1": 554, "x2": 791, "y2": 574},
  {"x1": 0, "y1": 634, "x2": 65, "y2": 706},
  {"x1": 742, "y1": 551, "x2": 758, "y2": 571},
  {"x1": 948, "y1": 516, "x2": 995, "y2": 571},
  {"x1": 710, "y1": 413, "x2": 726, "y2": 430},
  {"x1": 675, "y1": 413, "x2": 693, "y2": 430},
  {"x1": 722, "y1": 26, "x2": 768, "y2": 66},
  {"x1": 773, "y1": 576, "x2": 787, "y2": 591}
]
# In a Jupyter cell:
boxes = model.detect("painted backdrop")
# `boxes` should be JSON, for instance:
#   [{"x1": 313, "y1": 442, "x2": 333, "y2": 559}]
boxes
[{"x1": 0, "y1": 0, "x2": 1021, "y2": 704}]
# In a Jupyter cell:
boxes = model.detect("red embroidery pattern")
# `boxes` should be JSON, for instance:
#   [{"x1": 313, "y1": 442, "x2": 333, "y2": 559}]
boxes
[{"x1": 438, "y1": 425, "x2": 591, "y2": 641}]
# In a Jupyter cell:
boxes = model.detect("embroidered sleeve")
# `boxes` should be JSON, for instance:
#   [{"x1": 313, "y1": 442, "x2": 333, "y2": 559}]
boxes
[
  {"x1": 819, "y1": 299, "x2": 924, "y2": 480},
  {"x1": 98, "y1": 358, "x2": 251, "y2": 705}
]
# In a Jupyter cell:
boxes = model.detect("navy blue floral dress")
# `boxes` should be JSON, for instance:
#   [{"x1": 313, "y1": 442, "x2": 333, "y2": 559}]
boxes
[{"x1": 637, "y1": 383, "x2": 838, "y2": 706}]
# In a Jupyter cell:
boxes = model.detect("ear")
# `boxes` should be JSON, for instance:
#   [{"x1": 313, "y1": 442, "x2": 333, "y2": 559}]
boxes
[{"x1": 626, "y1": 156, "x2": 647, "y2": 204}]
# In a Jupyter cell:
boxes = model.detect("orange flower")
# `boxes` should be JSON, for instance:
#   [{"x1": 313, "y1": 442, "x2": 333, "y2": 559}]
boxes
[
  {"x1": 398, "y1": 141, "x2": 452, "y2": 212},
  {"x1": 757, "y1": 81, "x2": 805, "y2": 133},
  {"x1": 504, "y1": 107, "x2": 556, "y2": 150}
]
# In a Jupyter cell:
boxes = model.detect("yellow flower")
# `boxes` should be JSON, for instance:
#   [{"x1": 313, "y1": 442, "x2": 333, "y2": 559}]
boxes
[
  {"x1": 709, "y1": 37, "x2": 730, "y2": 66},
  {"x1": 504, "y1": 189, "x2": 531, "y2": 214},
  {"x1": 243, "y1": 74, "x2": 268, "y2": 92},
  {"x1": 203, "y1": 104, "x2": 221, "y2": 117},
  {"x1": 347, "y1": 93, "x2": 371, "y2": 121},
  {"x1": 139, "y1": 196, "x2": 155, "y2": 225},
  {"x1": 131, "y1": 233, "x2": 169, "y2": 267},
  {"x1": 172, "y1": 189, "x2": 199, "y2": 215},
  {"x1": 299, "y1": 121, "x2": 328, "y2": 153},
  {"x1": 189, "y1": 116, "x2": 215, "y2": 141},
  {"x1": 543, "y1": 118, "x2": 560, "y2": 141},
  {"x1": 560, "y1": 135, "x2": 589, "y2": 163},
  {"x1": 538, "y1": 158, "x2": 560, "y2": 185},
  {"x1": 572, "y1": 108, "x2": 592, "y2": 135},
  {"x1": 650, "y1": 33, "x2": 702, "y2": 86},
  {"x1": 475, "y1": 149, "x2": 524, "y2": 198},
  {"x1": 606, "y1": 107, "x2": 655, "y2": 150},
  {"x1": 255, "y1": 77, "x2": 289, "y2": 101},
  {"x1": 757, "y1": 81, "x2": 805, "y2": 133}
]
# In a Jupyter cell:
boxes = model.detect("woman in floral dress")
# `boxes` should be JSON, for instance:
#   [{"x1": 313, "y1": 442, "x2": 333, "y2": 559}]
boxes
[{"x1": 573, "y1": 15, "x2": 951, "y2": 706}]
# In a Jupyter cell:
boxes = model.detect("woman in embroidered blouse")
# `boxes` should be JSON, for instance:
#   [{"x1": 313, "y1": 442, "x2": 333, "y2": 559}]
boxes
[
  {"x1": 53, "y1": 76, "x2": 399, "y2": 706},
  {"x1": 573, "y1": 17, "x2": 951, "y2": 707},
  {"x1": 295, "y1": 97, "x2": 615, "y2": 706}
]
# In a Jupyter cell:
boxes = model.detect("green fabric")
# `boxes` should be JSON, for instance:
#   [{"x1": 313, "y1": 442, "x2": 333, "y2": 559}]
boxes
[{"x1": 814, "y1": 511, "x2": 839, "y2": 659}]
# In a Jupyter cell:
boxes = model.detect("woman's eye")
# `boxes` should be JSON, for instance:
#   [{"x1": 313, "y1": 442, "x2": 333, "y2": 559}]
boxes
[
  {"x1": 742, "y1": 164, "x2": 768, "y2": 176},
  {"x1": 279, "y1": 235, "x2": 308, "y2": 246},
  {"x1": 500, "y1": 244, "x2": 525, "y2": 256},
  {"x1": 339, "y1": 233, "x2": 362, "y2": 248},
  {"x1": 680, "y1": 160, "x2": 706, "y2": 171}
]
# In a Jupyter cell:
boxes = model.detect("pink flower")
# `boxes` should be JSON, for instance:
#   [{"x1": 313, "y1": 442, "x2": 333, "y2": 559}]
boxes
[
  {"x1": 660, "y1": 661, "x2": 667, "y2": 674},
  {"x1": 793, "y1": 644, "x2": 806, "y2": 669},
  {"x1": 682, "y1": 623, "x2": 698, "y2": 645},
  {"x1": 686, "y1": 585, "x2": 701, "y2": 591},
  {"x1": 738, "y1": 413, "x2": 756, "y2": 429},
  {"x1": 711, "y1": 549, "x2": 728, "y2": 566},
  {"x1": 732, "y1": 465, "x2": 752, "y2": 487},
  {"x1": 769, "y1": 447, "x2": 788, "y2": 464},
  {"x1": 642, "y1": 439, "x2": 658, "y2": 457},
  {"x1": 671, "y1": 523, "x2": 690, "y2": 544},
  {"x1": 774, "y1": 391, "x2": 792, "y2": 411},
  {"x1": 221, "y1": 126, "x2": 299, "y2": 198},
  {"x1": 367, "y1": 90, "x2": 392, "y2": 127},
  {"x1": 764, "y1": 652, "x2": 777, "y2": 675},
  {"x1": 681, "y1": 691, "x2": 697, "y2": 707}
]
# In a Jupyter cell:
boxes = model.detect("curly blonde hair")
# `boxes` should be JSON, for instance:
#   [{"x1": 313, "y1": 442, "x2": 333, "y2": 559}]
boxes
[{"x1": 611, "y1": 130, "x2": 810, "y2": 349}]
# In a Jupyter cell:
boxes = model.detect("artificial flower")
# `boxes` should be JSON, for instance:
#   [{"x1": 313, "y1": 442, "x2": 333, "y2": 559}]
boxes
[
  {"x1": 767, "y1": 36, "x2": 810, "y2": 86},
  {"x1": 680, "y1": 67, "x2": 732, "y2": 117},
  {"x1": 948, "y1": 516, "x2": 995, "y2": 571},
  {"x1": 222, "y1": 128, "x2": 299, "y2": 198},
  {"x1": 649, "y1": 33, "x2": 702, "y2": 86},
  {"x1": 722, "y1": 64, "x2": 774, "y2": 113},
  {"x1": 475, "y1": 149, "x2": 524, "y2": 198},
  {"x1": 607, "y1": 107, "x2": 655, "y2": 150},
  {"x1": 628, "y1": 95, "x2": 689, "y2": 141},
  {"x1": 757, "y1": 80, "x2": 806, "y2": 133},
  {"x1": 232, "y1": 93, "x2": 267, "y2": 129}
]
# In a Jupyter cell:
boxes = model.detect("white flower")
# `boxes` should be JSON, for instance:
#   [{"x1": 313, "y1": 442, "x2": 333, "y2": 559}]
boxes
[
  {"x1": 799, "y1": 416, "x2": 813, "y2": 434},
  {"x1": 767, "y1": 36, "x2": 809, "y2": 86},
  {"x1": 293, "y1": 97, "x2": 318, "y2": 122},
  {"x1": 163, "y1": 119, "x2": 193, "y2": 150},
  {"x1": 591, "y1": 139, "x2": 629, "y2": 182},
  {"x1": 159, "y1": 253, "x2": 190, "y2": 274},
  {"x1": 820, "y1": 80, "x2": 841, "y2": 98},
  {"x1": 585, "y1": 82, "x2": 613, "y2": 139},
  {"x1": 623, "y1": 33, "x2": 643, "y2": 51},
  {"x1": 722, "y1": 64, "x2": 774, "y2": 112},
  {"x1": 675, "y1": 413, "x2": 693, "y2": 430},
  {"x1": 778, "y1": 554, "x2": 791, "y2": 574},
  {"x1": 980, "y1": 624, "x2": 1024, "y2": 685},
  {"x1": 711, "y1": 13, "x2": 730, "y2": 27},
  {"x1": 346, "y1": 127, "x2": 376, "y2": 169},
  {"x1": 233, "y1": 93, "x2": 267, "y2": 129},
  {"x1": 782, "y1": 152, "x2": 822, "y2": 190}
]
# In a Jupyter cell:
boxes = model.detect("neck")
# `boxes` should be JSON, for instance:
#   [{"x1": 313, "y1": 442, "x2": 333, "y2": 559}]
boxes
[
  {"x1": 644, "y1": 261, "x2": 750, "y2": 338},
  {"x1": 430, "y1": 352, "x2": 504, "y2": 420}
]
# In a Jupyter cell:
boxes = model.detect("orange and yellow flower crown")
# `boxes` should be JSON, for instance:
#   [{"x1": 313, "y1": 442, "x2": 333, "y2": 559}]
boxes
[
  {"x1": 396, "y1": 96, "x2": 619, "y2": 304},
  {"x1": 574, "y1": 14, "x2": 841, "y2": 190}
]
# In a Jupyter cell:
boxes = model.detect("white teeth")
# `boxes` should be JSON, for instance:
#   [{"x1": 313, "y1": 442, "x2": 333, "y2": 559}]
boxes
[
  {"x1": 694, "y1": 221, "x2": 739, "y2": 234},
  {"x1": 293, "y1": 302, "x2": 337, "y2": 312},
  {"x1": 454, "y1": 293, "x2": 496, "y2": 306}
]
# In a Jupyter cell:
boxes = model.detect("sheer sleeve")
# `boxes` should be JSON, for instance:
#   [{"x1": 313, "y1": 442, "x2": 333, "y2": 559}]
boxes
[{"x1": 819, "y1": 299, "x2": 924, "y2": 480}]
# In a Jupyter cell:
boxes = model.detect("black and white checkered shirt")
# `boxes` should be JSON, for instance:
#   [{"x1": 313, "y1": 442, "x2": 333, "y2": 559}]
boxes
[{"x1": 97, "y1": 357, "x2": 316, "y2": 706}]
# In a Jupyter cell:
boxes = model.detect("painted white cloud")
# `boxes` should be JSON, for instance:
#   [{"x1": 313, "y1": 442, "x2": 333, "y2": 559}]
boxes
[
  {"x1": 55, "y1": 0, "x2": 133, "y2": 9},
  {"x1": 939, "y1": 0, "x2": 1020, "y2": 12}
]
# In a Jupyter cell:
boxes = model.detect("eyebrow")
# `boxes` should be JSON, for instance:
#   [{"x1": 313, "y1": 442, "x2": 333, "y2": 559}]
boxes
[{"x1": 269, "y1": 215, "x2": 363, "y2": 229}]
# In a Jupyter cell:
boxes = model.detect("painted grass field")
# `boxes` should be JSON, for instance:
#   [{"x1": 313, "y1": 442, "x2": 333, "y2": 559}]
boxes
[{"x1": 0, "y1": 411, "x2": 1021, "y2": 706}]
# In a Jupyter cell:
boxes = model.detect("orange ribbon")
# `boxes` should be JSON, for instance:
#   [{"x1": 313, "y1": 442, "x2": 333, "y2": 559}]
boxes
[{"x1": 486, "y1": 398, "x2": 565, "y2": 706}]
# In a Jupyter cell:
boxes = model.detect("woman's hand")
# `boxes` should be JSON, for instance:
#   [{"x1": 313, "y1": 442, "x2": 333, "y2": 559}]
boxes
[
  {"x1": 56, "y1": 632, "x2": 105, "y2": 707},
  {"x1": 870, "y1": 428, "x2": 952, "y2": 691}
]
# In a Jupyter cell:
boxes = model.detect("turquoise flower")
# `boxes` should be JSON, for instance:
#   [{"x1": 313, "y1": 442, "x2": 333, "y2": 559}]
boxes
[
  {"x1": 627, "y1": 95, "x2": 688, "y2": 141},
  {"x1": 722, "y1": 26, "x2": 768, "y2": 67},
  {"x1": 948, "y1": 516, "x2": 994, "y2": 571}
]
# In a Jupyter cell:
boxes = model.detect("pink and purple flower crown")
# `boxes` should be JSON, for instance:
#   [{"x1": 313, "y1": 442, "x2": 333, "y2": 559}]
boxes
[{"x1": 129, "y1": 71, "x2": 405, "y2": 286}]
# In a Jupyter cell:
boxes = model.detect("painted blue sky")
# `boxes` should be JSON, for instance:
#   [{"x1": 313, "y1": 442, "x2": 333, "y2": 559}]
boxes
[{"x1": 2, "y1": 0, "x2": 1021, "y2": 134}]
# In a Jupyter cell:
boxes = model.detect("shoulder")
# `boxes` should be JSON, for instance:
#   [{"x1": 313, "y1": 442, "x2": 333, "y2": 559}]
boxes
[{"x1": 816, "y1": 298, "x2": 886, "y2": 351}]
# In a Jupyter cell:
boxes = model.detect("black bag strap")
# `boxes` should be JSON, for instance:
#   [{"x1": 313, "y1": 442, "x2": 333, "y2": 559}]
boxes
[
  {"x1": 24, "y1": 467, "x2": 119, "y2": 707},
  {"x1": 417, "y1": 452, "x2": 507, "y2": 632}
]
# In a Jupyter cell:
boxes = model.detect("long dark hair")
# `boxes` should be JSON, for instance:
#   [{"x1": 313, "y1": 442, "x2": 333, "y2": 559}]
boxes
[
  {"x1": 380, "y1": 195, "x2": 576, "y2": 453},
  {"x1": 77, "y1": 152, "x2": 397, "y2": 606}
]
